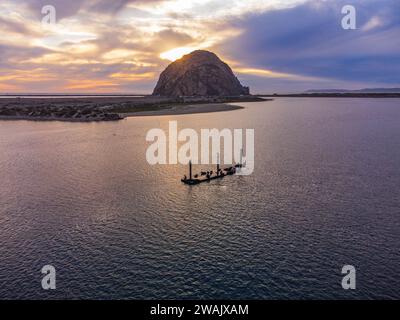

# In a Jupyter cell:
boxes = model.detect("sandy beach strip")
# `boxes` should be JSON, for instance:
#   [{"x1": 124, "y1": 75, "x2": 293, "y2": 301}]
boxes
[
  {"x1": 119, "y1": 103, "x2": 244, "y2": 118},
  {"x1": 0, "y1": 104, "x2": 243, "y2": 122}
]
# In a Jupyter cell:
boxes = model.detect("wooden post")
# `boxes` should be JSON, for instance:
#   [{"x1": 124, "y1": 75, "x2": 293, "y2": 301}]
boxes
[{"x1": 217, "y1": 153, "x2": 220, "y2": 174}]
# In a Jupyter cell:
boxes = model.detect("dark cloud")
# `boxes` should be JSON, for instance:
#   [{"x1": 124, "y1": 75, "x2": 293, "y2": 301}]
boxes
[
  {"x1": 24, "y1": 0, "x2": 164, "y2": 19},
  {"x1": 0, "y1": 44, "x2": 53, "y2": 64},
  {"x1": 86, "y1": 0, "x2": 162, "y2": 14},
  {"x1": 24, "y1": 0, "x2": 86, "y2": 19},
  {"x1": 216, "y1": 0, "x2": 400, "y2": 85},
  {"x1": 0, "y1": 16, "x2": 38, "y2": 35}
]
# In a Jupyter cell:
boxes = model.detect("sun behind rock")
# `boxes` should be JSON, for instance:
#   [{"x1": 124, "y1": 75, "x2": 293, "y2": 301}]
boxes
[{"x1": 153, "y1": 50, "x2": 250, "y2": 97}]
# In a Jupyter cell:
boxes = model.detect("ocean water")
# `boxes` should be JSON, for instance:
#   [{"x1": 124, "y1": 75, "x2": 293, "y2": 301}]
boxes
[{"x1": 0, "y1": 98, "x2": 399, "y2": 299}]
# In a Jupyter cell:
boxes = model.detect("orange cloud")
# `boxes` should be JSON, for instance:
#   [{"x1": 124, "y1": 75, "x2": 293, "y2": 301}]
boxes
[
  {"x1": 0, "y1": 83, "x2": 20, "y2": 91},
  {"x1": 65, "y1": 80, "x2": 119, "y2": 90},
  {"x1": 109, "y1": 72, "x2": 155, "y2": 81}
]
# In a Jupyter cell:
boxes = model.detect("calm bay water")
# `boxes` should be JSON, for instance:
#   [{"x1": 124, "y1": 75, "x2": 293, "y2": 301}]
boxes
[{"x1": 0, "y1": 98, "x2": 399, "y2": 299}]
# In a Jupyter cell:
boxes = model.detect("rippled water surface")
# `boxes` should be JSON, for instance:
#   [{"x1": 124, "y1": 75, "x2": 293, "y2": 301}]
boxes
[{"x1": 0, "y1": 98, "x2": 399, "y2": 299}]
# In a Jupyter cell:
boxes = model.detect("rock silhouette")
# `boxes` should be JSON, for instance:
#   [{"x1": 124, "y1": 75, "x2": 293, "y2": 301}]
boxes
[{"x1": 153, "y1": 50, "x2": 250, "y2": 97}]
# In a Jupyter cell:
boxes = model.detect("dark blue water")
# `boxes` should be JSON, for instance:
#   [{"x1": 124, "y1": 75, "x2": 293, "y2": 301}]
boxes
[{"x1": 0, "y1": 98, "x2": 399, "y2": 299}]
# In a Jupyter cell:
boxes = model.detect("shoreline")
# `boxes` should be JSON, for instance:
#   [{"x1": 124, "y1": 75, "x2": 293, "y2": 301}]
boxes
[
  {"x1": 0, "y1": 115, "x2": 118, "y2": 122},
  {"x1": 0, "y1": 103, "x2": 244, "y2": 122},
  {"x1": 0, "y1": 96, "x2": 264, "y2": 122},
  {"x1": 120, "y1": 103, "x2": 244, "y2": 118},
  {"x1": 259, "y1": 93, "x2": 400, "y2": 98}
]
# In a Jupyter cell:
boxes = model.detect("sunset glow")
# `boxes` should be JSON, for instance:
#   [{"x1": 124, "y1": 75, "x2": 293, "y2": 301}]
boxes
[
  {"x1": 0, "y1": 0, "x2": 399, "y2": 93},
  {"x1": 160, "y1": 47, "x2": 198, "y2": 62}
]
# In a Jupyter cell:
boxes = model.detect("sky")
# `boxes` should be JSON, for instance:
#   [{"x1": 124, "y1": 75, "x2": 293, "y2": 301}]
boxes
[{"x1": 0, "y1": 0, "x2": 399, "y2": 94}]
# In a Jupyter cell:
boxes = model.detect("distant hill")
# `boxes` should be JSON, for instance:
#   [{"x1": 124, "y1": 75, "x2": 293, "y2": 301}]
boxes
[
  {"x1": 153, "y1": 50, "x2": 250, "y2": 97},
  {"x1": 306, "y1": 88, "x2": 400, "y2": 94}
]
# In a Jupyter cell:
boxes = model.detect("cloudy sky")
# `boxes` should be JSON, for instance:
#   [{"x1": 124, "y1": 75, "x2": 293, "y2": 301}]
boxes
[{"x1": 0, "y1": 0, "x2": 399, "y2": 93}]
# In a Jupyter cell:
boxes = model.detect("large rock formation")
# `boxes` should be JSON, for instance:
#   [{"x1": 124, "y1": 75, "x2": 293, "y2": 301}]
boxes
[{"x1": 153, "y1": 50, "x2": 250, "y2": 97}]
